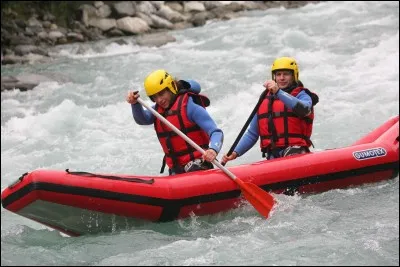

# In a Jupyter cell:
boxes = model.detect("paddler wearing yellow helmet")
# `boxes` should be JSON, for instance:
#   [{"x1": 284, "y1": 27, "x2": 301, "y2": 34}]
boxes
[
  {"x1": 126, "y1": 69, "x2": 224, "y2": 175},
  {"x1": 221, "y1": 57, "x2": 320, "y2": 164}
]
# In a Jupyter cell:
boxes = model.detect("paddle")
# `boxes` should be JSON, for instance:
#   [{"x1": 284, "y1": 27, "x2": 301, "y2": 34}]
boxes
[
  {"x1": 222, "y1": 89, "x2": 268, "y2": 166},
  {"x1": 137, "y1": 97, "x2": 275, "y2": 219}
]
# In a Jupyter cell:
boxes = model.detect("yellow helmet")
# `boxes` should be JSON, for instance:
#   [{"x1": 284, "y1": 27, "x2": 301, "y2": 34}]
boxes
[
  {"x1": 144, "y1": 69, "x2": 178, "y2": 97},
  {"x1": 271, "y1": 57, "x2": 299, "y2": 82}
]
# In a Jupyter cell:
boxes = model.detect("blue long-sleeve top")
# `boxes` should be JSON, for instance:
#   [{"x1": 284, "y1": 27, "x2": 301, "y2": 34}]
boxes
[
  {"x1": 130, "y1": 96, "x2": 223, "y2": 153},
  {"x1": 234, "y1": 89, "x2": 312, "y2": 157}
]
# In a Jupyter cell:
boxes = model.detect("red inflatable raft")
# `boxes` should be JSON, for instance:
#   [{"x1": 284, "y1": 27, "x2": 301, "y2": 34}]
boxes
[{"x1": 1, "y1": 115, "x2": 399, "y2": 236}]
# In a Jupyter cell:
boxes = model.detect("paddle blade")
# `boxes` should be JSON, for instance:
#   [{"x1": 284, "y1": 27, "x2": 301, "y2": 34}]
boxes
[{"x1": 238, "y1": 181, "x2": 275, "y2": 219}]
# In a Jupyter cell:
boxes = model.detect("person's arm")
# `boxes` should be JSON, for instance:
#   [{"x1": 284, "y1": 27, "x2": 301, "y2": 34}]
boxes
[
  {"x1": 276, "y1": 90, "x2": 312, "y2": 117},
  {"x1": 131, "y1": 103, "x2": 155, "y2": 125},
  {"x1": 186, "y1": 79, "x2": 201, "y2": 94},
  {"x1": 233, "y1": 114, "x2": 259, "y2": 156},
  {"x1": 186, "y1": 97, "x2": 223, "y2": 153}
]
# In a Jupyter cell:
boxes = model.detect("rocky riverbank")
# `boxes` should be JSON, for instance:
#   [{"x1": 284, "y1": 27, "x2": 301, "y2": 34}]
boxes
[{"x1": 1, "y1": 1, "x2": 318, "y2": 91}]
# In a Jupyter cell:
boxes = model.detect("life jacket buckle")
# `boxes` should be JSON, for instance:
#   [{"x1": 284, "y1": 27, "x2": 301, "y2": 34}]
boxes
[
  {"x1": 184, "y1": 159, "x2": 204, "y2": 173},
  {"x1": 282, "y1": 146, "x2": 308, "y2": 157}
]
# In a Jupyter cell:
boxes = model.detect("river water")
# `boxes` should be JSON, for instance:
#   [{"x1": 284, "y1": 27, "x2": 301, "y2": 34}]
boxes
[{"x1": 1, "y1": 1, "x2": 399, "y2": 265}]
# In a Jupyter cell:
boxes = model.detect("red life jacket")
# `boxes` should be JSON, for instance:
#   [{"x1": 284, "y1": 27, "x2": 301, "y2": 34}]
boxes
[
  {"x1": 155, "y1": 92, "x2": 210, "y2": 172},
  {"x1": 257, "y1": 87, "x2": 317, "y2": 152}
]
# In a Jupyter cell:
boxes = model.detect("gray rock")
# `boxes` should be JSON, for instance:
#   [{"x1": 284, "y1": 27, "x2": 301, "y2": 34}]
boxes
[
  {"x1": 135, "y1": 12, "x2": 155, "y2": 27},
  {"x1": 149, "y1": 14, "x2": 174, "y2": 29},
  {"x1": 108, "y1": 38, "x2": 129, "y2": 45},
  {"x1": 242, "y1": 1, "x2": 268, "y2": 10},
  {"x1": 78, "y1": 4, "x2": 98, "y2": 27},
  {"x1": 183, "y1": 2, "x2": 206, "y2": 13},
  {"x1": 50, "y1": 23, "x2": 58, "y2": 30},
  {"x1": 106, "y1": 28, "x2": 125, "y2": 37},
  {"x1": 66, "y1": 32, "x2": 85, "y2": 42},
  {"x1": 15, "y1": 19, "x2": 27, "y2": 28},
  {"x1": 135, "y1": 32, "x2": 176, "y2": 47},
  {"x1": 1, "y1": 0, "x2": 318, "y2": 68},
  {"x1": 42, "y1": 12, "x2": 56, "y2": 22},
  {"x1": 136, "y1": 1, "x2": 157, "y2": 15},
  {"x1": 57, "y1": 37, "x2": 68, "y2": 44},
  {"x1": 191, "y1": 12, "x2": 213, "y2": 27},
  {"x1": 14, "y1": 45, "x2": 48, "y2": 56},
  {"x1": 42, "y1": 21, "x2": 52, "y2": 28},
  {"x1": 93, "y1": 1, "x2": 104, "y2": 8},
  {"x1": 156, "y1": 5, "x2": 185, "y2": 23},
  {"x1": 150, "y1": 1, "x2": 165, "y2": 11},
  {"x1": 48, "y1": 31, "x2": 65, "y2": 41},
  {"x1": 116, "y1": 17, "x2": 150, "y2": 34},
  {"x1": 1, "y1": 73, "x2": 49, "y2": 91},
  {"x1": 2, "y1": 81, "x2": 37, "y2": 91},
  {"x1": 113, "y1": 2, "x2": 136, "y2": 17},
  {"x1": 2, "y1": 54, "x2": 29, "y2": 65},
  {"x1": 96, "y1": 4, "x2": 112, "y2": 18},
  {"x1": 24, "y1": 27, "x2": 35, "y2": 37},
  {"x1": 1, "y1": 76, "x2": 19, "y2": 83},
  {"x1": 172, "y1": 21, "x2": 193, "y2": 30},
  {"x1": 37, "y1": 31, "x2": 48, "y2": 40},
  {"x1": 1, "y1": 73, "x2": 71, "y2": 92},
  {"x1": 212, "y1": 2, "x2": 244, "y2": 16},
  {"x1": 2, "y1": 21, "x2": 21, "y2": 33},
  {"x1": 9, "y1": 35, "x2": 35, "y2": 46},
  {"x1": 165, "y1": 2, "x2": 183, "y2": 13},
  {"x1": 88, "y1": 18, "x2": 117, "y2": 32},
  {"x1": 203, "y1": 1, "x2": 223, "y2": 10},
  {"x1": 27, "y1": 17, "x2": 43, "y2": 28}
]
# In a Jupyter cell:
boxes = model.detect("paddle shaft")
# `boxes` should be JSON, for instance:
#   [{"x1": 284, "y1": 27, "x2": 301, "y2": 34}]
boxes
[
  {"x1": 136, "y1": 96, "x2": 275, "y2": 219},
  {"x1": 222, "y1": 90, "x2": 267, "y2": 166},
  {"x1": 137, "y1": 98, "x2": 238, "y2": 181}
]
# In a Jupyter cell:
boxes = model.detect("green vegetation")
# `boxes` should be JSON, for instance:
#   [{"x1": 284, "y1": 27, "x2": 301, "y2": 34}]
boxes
[{"x1": 1, "y1": 1, "x2": 90, "y2": 27}]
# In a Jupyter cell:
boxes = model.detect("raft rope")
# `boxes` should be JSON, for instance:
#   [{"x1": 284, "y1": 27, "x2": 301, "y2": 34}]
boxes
[
  {"x1": 65, "y1": 169, "x2": 154, "y2": 184},
  {"x1": 8, "y1": 172, "x2": 29, "y2": 189}
]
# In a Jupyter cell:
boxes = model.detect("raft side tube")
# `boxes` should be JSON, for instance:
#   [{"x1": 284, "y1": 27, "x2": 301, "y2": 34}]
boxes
[
  {"x1": 373, "y1": 120, "x2": 399, "y2": 150},
  {"x1": 352, "y1": 115, "x2": 399, "y2": 146}
]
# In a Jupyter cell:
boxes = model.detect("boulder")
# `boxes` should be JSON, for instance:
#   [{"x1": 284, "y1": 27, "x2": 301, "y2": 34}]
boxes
[
  {"x1": 88, "y1": 18, "x2": 117, "y2": 32},
  {"x1": 116, "y1": 17, "x2": 150, "y2": 34},
  {"x1": 135, "y1": 32, "x2": 176, "y2": 47},
  {"x1": 113, "y1": 2, "x2": 136, "y2": 17}
]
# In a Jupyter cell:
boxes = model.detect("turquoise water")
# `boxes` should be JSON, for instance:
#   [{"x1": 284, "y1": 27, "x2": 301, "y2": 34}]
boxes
[{"x1": 1, "y1": 1, "x2": 399, "y2": 265}]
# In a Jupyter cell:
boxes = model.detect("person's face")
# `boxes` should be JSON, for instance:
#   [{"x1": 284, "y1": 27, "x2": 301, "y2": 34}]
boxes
[
  {"x1": 152, "y1": 89, "x2": 174, "y2": 109},
  {"x1": 274, "y1": 70, "x2": 294, "y2": 89}
]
